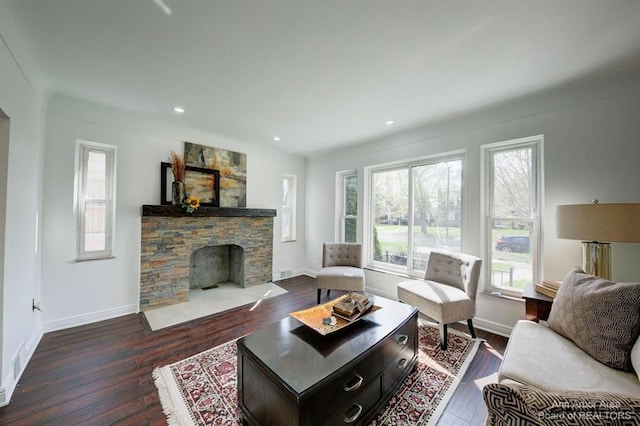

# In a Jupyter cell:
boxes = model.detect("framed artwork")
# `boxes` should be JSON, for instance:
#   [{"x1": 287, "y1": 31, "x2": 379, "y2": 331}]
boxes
[
  {"x1": 184, "y1": 142, "x2": 247, "y2": 207},
  {"x1": 160, "y1": 162, "x2": 220, "y2": 206}
]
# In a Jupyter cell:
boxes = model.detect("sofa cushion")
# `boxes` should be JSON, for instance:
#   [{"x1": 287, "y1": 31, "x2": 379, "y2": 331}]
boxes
[
  {"x1": 499, "y1": 320, "x2": 640, "y2": 395},
  {"x1": 547, "y1": 267, "x2": 640, "y2": 372},
  {"x1": 483, "y1": 382, "x2": 640, "y2": 426}
]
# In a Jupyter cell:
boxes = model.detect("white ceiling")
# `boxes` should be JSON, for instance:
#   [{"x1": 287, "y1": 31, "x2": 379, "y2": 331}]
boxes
[{"x1": 5, "y1": 0, "x2": 640, "y2": 156}]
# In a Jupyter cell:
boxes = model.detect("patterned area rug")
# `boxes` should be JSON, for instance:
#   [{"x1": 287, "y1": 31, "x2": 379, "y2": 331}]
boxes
[{"x1": 153, "y1": 322, "x2": 480, "y2": 425}]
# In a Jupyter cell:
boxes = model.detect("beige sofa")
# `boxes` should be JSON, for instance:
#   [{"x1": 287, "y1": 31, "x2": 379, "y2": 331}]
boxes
[
  {"x1": 484, "y1": 268, "x2": 640, "y2": 425},
  {"x1": 498, "y1": 320, "x2": 640, "y2": 395}
]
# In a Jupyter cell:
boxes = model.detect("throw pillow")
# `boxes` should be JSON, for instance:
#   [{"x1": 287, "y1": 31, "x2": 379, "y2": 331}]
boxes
[
  {"x1": 483, "y1": 383, "x2": 640, "y2": 426},
  {"x1": 547, "y1": 267, "x2": 640, "y2": 372}
]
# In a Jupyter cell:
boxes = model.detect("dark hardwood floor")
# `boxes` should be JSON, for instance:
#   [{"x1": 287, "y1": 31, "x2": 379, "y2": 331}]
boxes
[{"x1": 0, "y1": 275, "x2": 507, "y2": 425}]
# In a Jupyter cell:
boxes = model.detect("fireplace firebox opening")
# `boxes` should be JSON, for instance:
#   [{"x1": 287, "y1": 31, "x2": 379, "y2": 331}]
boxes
[{"x1": 190, "y1": 244, "x2": 244, "y2": 289}]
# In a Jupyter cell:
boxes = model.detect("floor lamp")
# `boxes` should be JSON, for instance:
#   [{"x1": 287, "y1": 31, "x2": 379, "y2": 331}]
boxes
[{"x1": 556, "y1": 201, "x2": 640, "y2": 280}]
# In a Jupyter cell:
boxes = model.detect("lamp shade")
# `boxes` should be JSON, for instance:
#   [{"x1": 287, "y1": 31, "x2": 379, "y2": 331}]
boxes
[{"x1": 556, "y1": 203, "x2": 640, "y2": 243}]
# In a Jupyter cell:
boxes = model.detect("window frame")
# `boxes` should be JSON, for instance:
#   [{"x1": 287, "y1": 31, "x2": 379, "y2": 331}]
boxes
[
  {"x1": 364, "y1": 150, "x2": 465, "y2": 277},
  {"x1": 335, "y1": 170, "x2": 357, "y2": 242},
  {"x1": 281, "y1": 173, "x2": 297, "y2": 242},
  {"x1": 481, "y1": 135, "x2": 544, "y2": 296},
  {"x1": 74, "y1": 140, "x2": 117, "y2": 261}
]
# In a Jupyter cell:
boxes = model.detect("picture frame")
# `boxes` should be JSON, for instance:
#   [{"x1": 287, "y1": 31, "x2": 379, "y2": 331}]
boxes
[{"x1": 160, "y1": 162, "x2": 220, "y2": 206}]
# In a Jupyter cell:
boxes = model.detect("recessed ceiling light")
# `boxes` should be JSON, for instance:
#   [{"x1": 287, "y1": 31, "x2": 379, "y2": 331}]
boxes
[
  {"x1": 273, "y1": 136, "x2": 281, "y2": 141},
  {"x1": 385, "y1": 120, "x2": 395, "y2": 126},
  {"x1": 173, "y1": 106, "x2": 185, "y2": 113}
]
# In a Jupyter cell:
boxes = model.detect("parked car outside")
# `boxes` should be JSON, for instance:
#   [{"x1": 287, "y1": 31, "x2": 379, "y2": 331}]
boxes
[{"x1": 495, "y1": 235, "x2": 530, "y2": 253}]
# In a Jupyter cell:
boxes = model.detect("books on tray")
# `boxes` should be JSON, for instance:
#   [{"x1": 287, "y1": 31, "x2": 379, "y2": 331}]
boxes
[
  {"x1": 535, "y1": 280, "x2": 562, "y2": 298},
  {"x1": 332, "y1": 292, "x2": 373, "y2": 321}
]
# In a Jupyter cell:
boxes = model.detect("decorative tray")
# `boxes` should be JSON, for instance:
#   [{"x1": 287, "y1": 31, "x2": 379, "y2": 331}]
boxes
[{"x1": 289, "y1": 294, "x2": 381, "y2": 336}]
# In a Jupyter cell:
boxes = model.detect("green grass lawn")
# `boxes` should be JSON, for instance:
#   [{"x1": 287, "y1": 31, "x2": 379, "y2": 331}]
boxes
[{"x1": 375, "y1": 223, "x2": 532, "y2": 290}]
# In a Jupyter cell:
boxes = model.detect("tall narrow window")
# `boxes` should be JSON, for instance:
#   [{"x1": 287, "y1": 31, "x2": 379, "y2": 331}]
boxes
[
  {"x1": 367, "y1": 152, "x2": 463, "y2": 276},
  {"x1": 337, "y1": 171, "x2": 357, "y2": 242},
  {"x1": 282, "y1": 174, "x2": 297, "y2": 242},
  {"x1": 482, "y1": 136, "x2": 543, "y2": 294},
  {"x1": 75, "y1": 140, "x2": 116, "y2": 260}
]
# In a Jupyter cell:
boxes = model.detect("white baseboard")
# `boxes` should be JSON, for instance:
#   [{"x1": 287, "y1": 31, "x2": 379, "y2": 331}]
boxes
[
  {"x1": 471, "y1": 317, "x2": 513, "y2": 338},
  {"x1": 297, "y1": 269, "x2": 316, "y2": 278},
  {"x1": 0, "y1": 326, "x2": 44, "y2": 408},
  {"x1": 273, "y1": 269, "x2": 316, "y2": 281},
  {"x1": 42, "y1": 304, "x2": 138, "y2": 333}
]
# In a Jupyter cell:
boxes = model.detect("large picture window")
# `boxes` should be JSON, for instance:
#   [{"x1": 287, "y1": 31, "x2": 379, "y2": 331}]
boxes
[
  {"x1": 482, "y1": 135, "x2": 543, "y2": 295},
  {"x1": 367, "y1": 152, "x2": 463, "y2": 275},
  {"x1": 75, "y1": 140, "x2": 116, "y2": 260}
]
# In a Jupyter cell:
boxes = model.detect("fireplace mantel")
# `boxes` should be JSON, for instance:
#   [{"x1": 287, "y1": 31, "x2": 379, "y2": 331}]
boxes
[{"x1": 141, "y1": 205, "x2": 277, "y2": 218}]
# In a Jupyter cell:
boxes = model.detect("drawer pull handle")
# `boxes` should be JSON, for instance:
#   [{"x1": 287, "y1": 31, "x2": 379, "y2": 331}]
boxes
[
  {"x1": 344, "y1": 404, "x2": 363, "y2": 423},
  {"x1": 397, "y1": 334, "x2": 409, "y2": 345},
  {"x1": 343, "y1": 374, "x2": 364, "y2": 392},
  {"x1": 397, "y1": 358, "x2": 408, "y2": 369}
]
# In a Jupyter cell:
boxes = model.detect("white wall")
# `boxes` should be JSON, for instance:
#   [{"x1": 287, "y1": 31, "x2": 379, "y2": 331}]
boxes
[
  {"x1": 41, "y1": 95, "x2": 306, "y2": 331},
  {"x1": 305, "y1": 82, "x2": 640, "y2": 336},
  {"x1": 0, "y1": 30, "x2": 46, "y2": 405}
]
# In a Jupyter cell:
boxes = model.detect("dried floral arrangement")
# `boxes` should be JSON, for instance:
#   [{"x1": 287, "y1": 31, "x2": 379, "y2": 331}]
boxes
[{"x1": 168, "y1": 150, "x2": 185, "y2": 182}]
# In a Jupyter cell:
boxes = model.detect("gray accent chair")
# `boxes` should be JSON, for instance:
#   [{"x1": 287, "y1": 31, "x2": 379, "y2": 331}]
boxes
[
  {"x1": 397, "y1": 250, "x2": 482, "y2": 350},
  {"x1": 316, "y1": 242, "x2": 365, "y2": 304}
]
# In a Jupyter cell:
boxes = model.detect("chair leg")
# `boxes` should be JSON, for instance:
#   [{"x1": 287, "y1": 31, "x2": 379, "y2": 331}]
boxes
[
  {"x1": 439, "y1": 323, "x2": 448, "y2": 351},
  {"x1": 317, "y1": 289, "x2": 321, "y2": 304},
  {"x1": 467, "y1": 319, "x2": 477, "y2": 339},
  {"x1": 327, "y1": 289, "x2": 331, "y2": 298}
]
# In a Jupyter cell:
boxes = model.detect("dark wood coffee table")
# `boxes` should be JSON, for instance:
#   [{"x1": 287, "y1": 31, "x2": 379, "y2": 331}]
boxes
[{"x1": 237, "y1": 295, "x2": 418, "y2": 426}]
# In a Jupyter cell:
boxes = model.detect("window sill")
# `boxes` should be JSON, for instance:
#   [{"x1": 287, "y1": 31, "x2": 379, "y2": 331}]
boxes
[
  {"x1": 74, "y1": 255, "x2": 116, "y2": 262},
  {"x1": 481, "y1": 290, "x2": 524, "y2": 303}
]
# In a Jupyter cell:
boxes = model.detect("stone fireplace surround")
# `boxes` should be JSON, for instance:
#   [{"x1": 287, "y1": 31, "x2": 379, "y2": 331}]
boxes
[{"x1": 140, "y1": 205, "x2": 277, "y2": 311}]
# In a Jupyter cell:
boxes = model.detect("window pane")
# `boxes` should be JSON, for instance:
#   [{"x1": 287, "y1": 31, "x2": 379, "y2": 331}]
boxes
[
  {"x1": 491, "y1": 222, "x2": 533, "y2": 289},
  {"x1": 372, "y1": 169, "x2": 408, "y2": 266},
  {"x1": 87, "y1": 151, "x2": 106, "y2": 199},
  {"x1": 412, "y1": 160, "x2": 462, "y2": 270},
  {"x1": 344, "y1": 217, "x2": 357, "y2": 243},
  {"x1": 84, "y1": 202, "x2": 106, "y2": 252},
  {"x1": 344, "y1": 175, "x2": 357, "y2": 216},
  {"x1": 493, "y1": 148, "x2": 532, "y2": 218}
]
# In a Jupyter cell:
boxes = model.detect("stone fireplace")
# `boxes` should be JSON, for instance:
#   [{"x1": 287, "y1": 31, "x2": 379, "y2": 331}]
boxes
[{"x1": 139, "y1": 205, "x2": 277, "y2": 311}]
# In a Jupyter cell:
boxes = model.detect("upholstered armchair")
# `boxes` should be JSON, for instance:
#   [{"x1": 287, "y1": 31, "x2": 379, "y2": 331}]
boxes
[
  {"x1": 316, "y1": 243, "x2": 365, "y2": 304},
  {"x1": 397, "y1": 250, "x2": 482, "y2": 350}
]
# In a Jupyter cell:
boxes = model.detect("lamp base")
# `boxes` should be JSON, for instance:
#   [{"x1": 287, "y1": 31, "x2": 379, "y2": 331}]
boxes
[{"x1": 581, "y1": 241, "x2": 611, "y2": 280}]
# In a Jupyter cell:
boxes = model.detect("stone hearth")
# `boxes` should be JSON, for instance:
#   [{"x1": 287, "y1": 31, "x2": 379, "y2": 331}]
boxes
[{"x1": 140, "y1": 205, "x2": 276, "y2": 311}]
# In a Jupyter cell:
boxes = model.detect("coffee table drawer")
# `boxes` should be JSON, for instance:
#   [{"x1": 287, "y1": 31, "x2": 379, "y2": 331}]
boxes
[
  {"x1": 311, "y1": 350, "x2": 382, "y2": 421},
  {"x1": 382, "y1": 344, "x2": 416, "y2": 394},
  {"x1": 318, "y1": 378, "x2": 382, "y2": 426},
  {"x1": 382, "y1": 317, "x2": 417, "y2": 366}
]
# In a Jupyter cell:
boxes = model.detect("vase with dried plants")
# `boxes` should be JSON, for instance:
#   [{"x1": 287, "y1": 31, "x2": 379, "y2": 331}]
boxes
[{"x1": 169, "y1": 150, "x2": 186, "y2": 205}]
